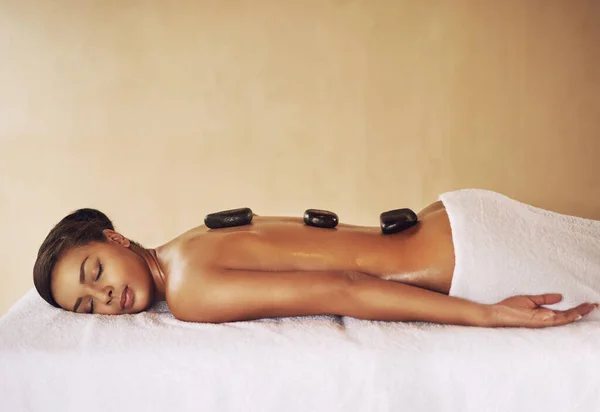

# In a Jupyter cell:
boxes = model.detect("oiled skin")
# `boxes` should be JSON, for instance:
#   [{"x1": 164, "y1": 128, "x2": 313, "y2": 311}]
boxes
[
  {"x1": 215, "y1": 202, "x2": 452, "y2": 292},
  {"x1": 163, "y1": 201, "x2": 455, "y2": 321}
]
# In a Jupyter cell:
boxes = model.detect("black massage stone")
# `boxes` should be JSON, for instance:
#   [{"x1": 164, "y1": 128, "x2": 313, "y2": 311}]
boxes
[
  {"x1": 205, "y1": 207, "x2": 254, "y2": 229},
  {"x1": 380, "y1": 208, "x2": 418, "y2": 235},
  {"x1": 303, "y1": 209, "x2": 339, "y2": 229}
]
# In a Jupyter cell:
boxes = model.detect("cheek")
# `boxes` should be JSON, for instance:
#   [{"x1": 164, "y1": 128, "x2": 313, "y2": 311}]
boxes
[
  {"x1": 122, "y1": 261, "x2": 148, "y2": 281},
  {"x1": 116, "y1": 252, "x2": 149, "y2": 280},
  {"x1": 106, "y1": 254, "x2": 151, "y2": 292},
  {"x1": 120, "y1": 255, "x2": 155, "y2": 305}
]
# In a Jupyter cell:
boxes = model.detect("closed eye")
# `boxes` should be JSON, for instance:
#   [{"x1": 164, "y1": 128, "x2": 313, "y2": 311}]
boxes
[
  {"x1": 89, "y1": 298, "x2": 95, "y2": 314},
  {"x1": 95, "y1": 261, "x2": 103, "y2": 281}
]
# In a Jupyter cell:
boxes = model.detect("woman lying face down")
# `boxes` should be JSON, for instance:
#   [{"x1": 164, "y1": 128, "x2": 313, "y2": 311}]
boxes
[{"x1": 33, "y1": 202, "x2": 598, "y2": 328}]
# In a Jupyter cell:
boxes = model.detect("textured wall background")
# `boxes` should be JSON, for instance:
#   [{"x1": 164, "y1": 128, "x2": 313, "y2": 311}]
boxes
[{"x1": 1, "y1": 0, "x2": 599, "y2": 313}]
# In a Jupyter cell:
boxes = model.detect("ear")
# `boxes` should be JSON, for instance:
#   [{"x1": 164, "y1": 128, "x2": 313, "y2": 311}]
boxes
[{"x1": 103, "y1": 229, "x2": 131, "y2": 247}]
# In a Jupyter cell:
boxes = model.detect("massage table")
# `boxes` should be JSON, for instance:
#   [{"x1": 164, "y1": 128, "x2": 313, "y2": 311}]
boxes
[{"x1": 1, "y1": 288, "x2": 599, "y2": 412}]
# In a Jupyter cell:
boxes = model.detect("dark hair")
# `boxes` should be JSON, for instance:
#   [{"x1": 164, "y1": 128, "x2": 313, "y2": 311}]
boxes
[{"x1": 33, "y1": 208, "x2": 115, "y2": 308}]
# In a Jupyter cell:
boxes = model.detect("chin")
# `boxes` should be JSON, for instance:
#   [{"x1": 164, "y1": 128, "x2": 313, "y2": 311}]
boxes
[{"x1": 134, "y1": 290, "x2": 154, "y2": 312}]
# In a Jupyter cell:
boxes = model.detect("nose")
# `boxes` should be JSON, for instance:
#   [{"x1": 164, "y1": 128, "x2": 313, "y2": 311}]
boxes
[
  {"x1": 92, "y1": 286, "x2": 114, "y2": 305},
  {"x1": 105, "y1": 286, "x2": 114, "y2": 304}
]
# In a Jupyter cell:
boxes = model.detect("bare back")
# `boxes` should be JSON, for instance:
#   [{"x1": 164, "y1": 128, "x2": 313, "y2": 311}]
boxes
[{"x1": 165, "y1": 201, "x2": 455, "y2": 296}]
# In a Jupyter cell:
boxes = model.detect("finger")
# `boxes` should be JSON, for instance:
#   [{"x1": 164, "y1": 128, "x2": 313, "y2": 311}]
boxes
[
  {"x1": 553, "y1": 303, "x2": 598, "y2": 317},
  {"x1": 528, "y1": 293, "x2": 563, "y2": 306},
  {"x1": 534, "y1": 311, "x2": 579, "y2": 327},
  {"x1": 543, "y1": 304, "x2": 597, "y2": 327}
]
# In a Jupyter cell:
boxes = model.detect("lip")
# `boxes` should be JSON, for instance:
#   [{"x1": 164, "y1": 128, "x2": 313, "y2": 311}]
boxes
[{"x1": 120, "y1": 286, "x2": 134, "y2": 311}]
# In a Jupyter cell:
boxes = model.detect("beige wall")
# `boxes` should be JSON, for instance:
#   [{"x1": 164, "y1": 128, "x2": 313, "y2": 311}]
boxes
[{"x1": 1, "y1": 1, "x2": 599, "y2": 314}]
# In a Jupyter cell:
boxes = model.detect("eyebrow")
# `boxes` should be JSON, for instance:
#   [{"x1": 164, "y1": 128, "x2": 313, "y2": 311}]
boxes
[
  {"x1": 72, "y1": 256, "x2": 89, "y2": 312},
  {"x1": 79, "y1": 256, "x2": 89, "y2": 284}
]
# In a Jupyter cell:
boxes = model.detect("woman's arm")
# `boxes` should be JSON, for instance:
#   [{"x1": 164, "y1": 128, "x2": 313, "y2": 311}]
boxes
[{"x1": 170, "y1": 269, "x2": 491, "y2": 326}]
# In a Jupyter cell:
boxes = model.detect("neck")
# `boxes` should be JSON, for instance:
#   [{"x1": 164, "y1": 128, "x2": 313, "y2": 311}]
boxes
[{"x1": 132, "y1": 243, "x2": 167, "y2": 303}]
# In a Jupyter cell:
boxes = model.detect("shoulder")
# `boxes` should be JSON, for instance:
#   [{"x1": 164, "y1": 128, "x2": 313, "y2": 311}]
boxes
[
  {"x1": 163, "y1": 228, "x2": 273, "y2": 322},
  {"x1": 166, "y1": 262, "x2": 223, "y2": 322},
  {"x1": 162, "y1": 231, "x2": 225, "y2": 321}
]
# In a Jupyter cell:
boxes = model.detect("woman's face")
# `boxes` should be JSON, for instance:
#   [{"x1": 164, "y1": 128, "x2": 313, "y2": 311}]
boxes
[{"x1": 51, "y1": 230, "x2": 155, "y2": 315}]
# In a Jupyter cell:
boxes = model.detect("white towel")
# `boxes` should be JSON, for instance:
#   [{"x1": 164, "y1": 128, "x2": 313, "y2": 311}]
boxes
[
  {"x1": 440, "y1": 188, "x2": 600, "y2": 320},
  {"x1": 2, "y1": 288, "x2": 600, "y2": 412}
]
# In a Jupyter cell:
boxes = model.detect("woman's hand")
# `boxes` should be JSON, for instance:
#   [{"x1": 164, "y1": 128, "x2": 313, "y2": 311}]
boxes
[{"x1": 487, "y1": 293, "x2": 598, "y2": 328}]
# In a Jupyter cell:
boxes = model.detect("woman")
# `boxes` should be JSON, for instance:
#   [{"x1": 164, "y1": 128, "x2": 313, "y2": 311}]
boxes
[{"x1": 33, "y1": 189, "x2": 599, "y2": 328}]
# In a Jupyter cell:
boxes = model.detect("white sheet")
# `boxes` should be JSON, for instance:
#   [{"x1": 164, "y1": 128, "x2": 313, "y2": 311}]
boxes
[{"x1": 1, "y1": 289, "x2": 599, "y2": 412}]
